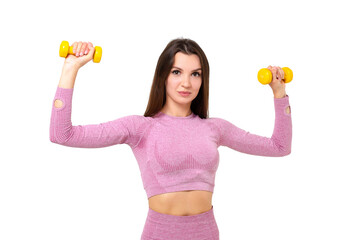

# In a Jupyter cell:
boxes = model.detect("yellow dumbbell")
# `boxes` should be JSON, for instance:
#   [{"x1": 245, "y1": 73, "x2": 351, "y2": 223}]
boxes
[
  {"x1": 257, "y1": 67, "x2": 293, "y2": 85},
  {"x1": 59, "y1": 40, "x2": 102, "y2": 63}
]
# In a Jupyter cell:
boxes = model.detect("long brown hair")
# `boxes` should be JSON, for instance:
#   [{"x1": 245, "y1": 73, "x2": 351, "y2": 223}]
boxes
[{"x1": 143, "y1": 38, "x2": 210, "y2": 119}]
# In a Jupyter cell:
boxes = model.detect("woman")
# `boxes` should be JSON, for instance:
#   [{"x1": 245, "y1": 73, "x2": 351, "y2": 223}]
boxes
[{"x1": 50, "y1": 38, "x2": 292, "y2": 240}]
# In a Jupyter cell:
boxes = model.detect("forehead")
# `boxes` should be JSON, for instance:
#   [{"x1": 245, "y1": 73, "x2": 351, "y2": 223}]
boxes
[{"x1": 173, "y1": 52, "x2": 201, "y2": 68}]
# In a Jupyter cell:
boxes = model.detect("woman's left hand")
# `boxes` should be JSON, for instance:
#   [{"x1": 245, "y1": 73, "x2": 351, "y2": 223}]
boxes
[{"x1": 268, "y1": 65, "x2": 286, "y2": 98}]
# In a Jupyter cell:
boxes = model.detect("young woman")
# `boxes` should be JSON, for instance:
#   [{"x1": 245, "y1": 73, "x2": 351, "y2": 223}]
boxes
[{"x1": 50, "y1": 38, "x2": 292, "y2": 240}]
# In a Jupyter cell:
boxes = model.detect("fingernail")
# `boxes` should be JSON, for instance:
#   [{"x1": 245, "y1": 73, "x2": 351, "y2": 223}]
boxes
[
  {"x1": 84, "y1": 50, "x2": 88, "y2": 54},
  {"x1": 80, "y1": 52, "x2": 83, "y2": 56}
]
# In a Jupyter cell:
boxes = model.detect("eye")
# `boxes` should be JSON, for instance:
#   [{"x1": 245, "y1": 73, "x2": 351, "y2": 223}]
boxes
[
  {"x1": 172, "y1": 70, "x2": 180, "y2": 75},
  {"x1": 192, "y1": 72, "x2": 201, "y2": 77}
]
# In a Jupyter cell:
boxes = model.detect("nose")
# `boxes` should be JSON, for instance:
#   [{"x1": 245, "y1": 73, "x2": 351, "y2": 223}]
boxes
[{"x1": 181, "y1": 75, "x2": 191, "y2": 87}]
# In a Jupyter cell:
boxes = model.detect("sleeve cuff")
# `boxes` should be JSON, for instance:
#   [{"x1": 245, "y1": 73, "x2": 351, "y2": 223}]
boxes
[
  {"x1": 274, "y1": 94, "x2": 290, "y2": 115},
  {"x1": 274, "y1": 94, "x2": 289, "y2": 103}
]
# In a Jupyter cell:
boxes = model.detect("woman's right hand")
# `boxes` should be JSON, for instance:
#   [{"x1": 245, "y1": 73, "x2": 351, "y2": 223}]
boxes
[{"x1": 64, "y1": 41, "x2": 95, "y2": 70}]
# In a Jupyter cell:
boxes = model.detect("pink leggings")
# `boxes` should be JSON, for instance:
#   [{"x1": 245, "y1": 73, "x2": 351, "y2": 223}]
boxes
[{"x1": 141, "y1": 205, "x2": 219, "y2": 240}]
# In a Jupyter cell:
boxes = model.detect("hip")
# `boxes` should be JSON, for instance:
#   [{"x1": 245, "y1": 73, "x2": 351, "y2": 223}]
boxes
[{"x1": 141, "y1": 205, "x2": 219, "y2": 240}]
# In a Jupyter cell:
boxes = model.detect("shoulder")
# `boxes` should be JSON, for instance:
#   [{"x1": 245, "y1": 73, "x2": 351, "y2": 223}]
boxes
[
  {"x1": 203, "y1": 116, "x2": 229, "y2": 131},
  {"x1": 206, "y1": 116, "x2": 229, "y2": 126},
  {"x1": 113, "y1": 114, "x2": 155, "y2": 129},
  {"x1": 205, "y1": 116, "x2": 238, "y2": 132},
  {"x1": 124, "y1": 114, "x2": 154, "y2": 122}
]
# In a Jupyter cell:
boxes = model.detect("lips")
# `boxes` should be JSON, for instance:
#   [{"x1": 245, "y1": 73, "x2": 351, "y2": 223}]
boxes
[{"x1": 178, "y1": 91, "x2": 191, "y2": 97}]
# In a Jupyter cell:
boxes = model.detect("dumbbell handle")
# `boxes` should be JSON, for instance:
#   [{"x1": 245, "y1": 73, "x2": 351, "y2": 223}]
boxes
[
  {"x1": 66, "y1": 46, "x2": 76, "y2": 55},
  {"x1": 257, "y1": 67, "x2": 293, "y2": 85}
]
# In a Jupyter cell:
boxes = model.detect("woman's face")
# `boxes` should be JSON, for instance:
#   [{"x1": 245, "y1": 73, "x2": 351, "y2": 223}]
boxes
[{"x1": 164, "y1": 52, "x2": 202, "y2": 109}]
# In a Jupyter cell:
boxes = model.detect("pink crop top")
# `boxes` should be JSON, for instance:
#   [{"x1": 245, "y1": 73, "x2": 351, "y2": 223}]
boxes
[{"x1": 50, "y1": 87, "x2": 292, "y2": 199}]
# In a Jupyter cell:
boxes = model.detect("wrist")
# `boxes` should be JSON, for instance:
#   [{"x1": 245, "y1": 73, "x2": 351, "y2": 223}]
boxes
[
  {"x1": 59, "y1": 64, "x2": 79, "y2": 89},
  {"x1": 63, "y1": 63, "x2": 80, "y2": 73},
  {"x1": 274, "y1": 91, "x2": 286, "y2": 98}
]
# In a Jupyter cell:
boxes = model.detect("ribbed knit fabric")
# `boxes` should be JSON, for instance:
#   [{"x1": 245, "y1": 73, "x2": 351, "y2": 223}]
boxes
[
  {"x1": 50, "y1": 86, "x2": 292, "y2": 199},
  {"x1": 141, "y1": 205, "x2": 219, "y2": 239}
]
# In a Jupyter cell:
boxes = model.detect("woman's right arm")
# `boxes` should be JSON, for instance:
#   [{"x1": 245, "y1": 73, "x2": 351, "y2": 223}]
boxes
[
  {"x1": 50, "y1": 42, "x2": 148, "y2": 148},
  {"x1": 50, "y1": 85, "x2": 144, "y2": 148}
]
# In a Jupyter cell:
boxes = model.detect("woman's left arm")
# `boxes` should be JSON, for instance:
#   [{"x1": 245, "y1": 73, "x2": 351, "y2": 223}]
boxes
[
  {"x1": 210, "y1": 66, "x2": 292, "y2": 157},
  {"x1": 211, "y1": 94, "x2": 292, "y2": 157}
]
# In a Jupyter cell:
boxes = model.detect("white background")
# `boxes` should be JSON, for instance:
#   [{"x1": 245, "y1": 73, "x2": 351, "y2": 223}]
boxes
[{"x1": 1, "y1": 0, "x2": 359, "y2": 239}]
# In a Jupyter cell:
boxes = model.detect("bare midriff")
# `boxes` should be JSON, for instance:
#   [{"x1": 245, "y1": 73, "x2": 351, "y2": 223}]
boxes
[{"x1": 148, "y1": 190, "x2": 213, "y2": 216}]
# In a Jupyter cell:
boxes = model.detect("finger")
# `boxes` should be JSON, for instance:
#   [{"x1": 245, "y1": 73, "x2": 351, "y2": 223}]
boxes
[
  {"x1": 85, "y1": 45, "x2": 95, "y2": 60},
  {"x1": 84, "y1": 43, "x2": 89, "y2": 55},
  {"x1": 269, "y1": 68, "x2": 277, "y2": 81},
  {"x1": 278, "y1": 67, "x2": 284, "y2": 80},
  {"x1": 72, "y1": 42, "x2": 78, "y2": 56},
  {"x1": 85, "y1": 42, "x2": 93, "y2": 55},
  {"x1": 75, "y1": 41, "x2": 83, "y2": 56},
  {"x1": 279, "y1": 68, "x2": 285, "y2": 82},
  {"x1": 280, "y1": 68, "x2": 285, "y2": 79},
  {"x1": 80, "y1": 42, "x2": 87, "y2": 56}
]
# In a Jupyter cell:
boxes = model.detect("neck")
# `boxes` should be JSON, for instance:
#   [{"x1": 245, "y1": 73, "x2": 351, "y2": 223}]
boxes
[{"x1": 160, "y1": 105, "x2": 192, "y2": 117}]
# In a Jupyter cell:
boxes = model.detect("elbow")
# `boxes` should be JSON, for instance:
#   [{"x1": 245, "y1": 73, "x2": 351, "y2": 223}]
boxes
[
  {"x1": 49, "y1": 134, "x2": 59, "y2": 144},
  {"x1": 49, "y1": 131, "x2": 56, "y2": 143},
  {"x1": 272, "y1": 138, "x2": 292, "y2": 157},
  {"x1": 282, "y1": 149, "x2": 291, "y2": 157},
  {"x1": 49, "y1": 125, "x2": 58, "y2": 144},
  {"x1": 271, "y1": 141, "x2": 291, "y2": 157},
  {"x1": 49, "y1": 126, "x2": 72, "y2": 145},
  {"x1": 278, "y1": 146, "x2": 291, "y2": 157},
  {"x1": 49, "y1": 127, "x2": 59, "y2": 144},
  {"x1": 50, "y1": 135, "x2": 69, "y2": 145},
  {"x1": 49, "y1": 132, "x2": 67, "y2": 145}
]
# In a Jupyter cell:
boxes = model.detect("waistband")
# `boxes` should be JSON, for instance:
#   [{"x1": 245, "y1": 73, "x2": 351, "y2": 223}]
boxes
[{"x1": 147, "y1": 205, "x2": 214, "y2": 224}]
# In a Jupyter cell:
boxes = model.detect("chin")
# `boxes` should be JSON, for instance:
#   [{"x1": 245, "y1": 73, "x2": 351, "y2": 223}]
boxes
[{"x1": 177, "y1": 96, "x2": 194, "y2": 102}]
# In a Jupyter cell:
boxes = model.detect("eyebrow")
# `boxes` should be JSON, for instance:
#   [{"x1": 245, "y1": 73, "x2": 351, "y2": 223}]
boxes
[{"x1": 173, "y1": 66, "x2": 202, "y2": 71}]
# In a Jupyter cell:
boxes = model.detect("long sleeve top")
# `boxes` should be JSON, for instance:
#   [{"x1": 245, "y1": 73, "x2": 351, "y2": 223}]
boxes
[{"x1": 50, "y1": 86, "x2": 292, "y2": 199}]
